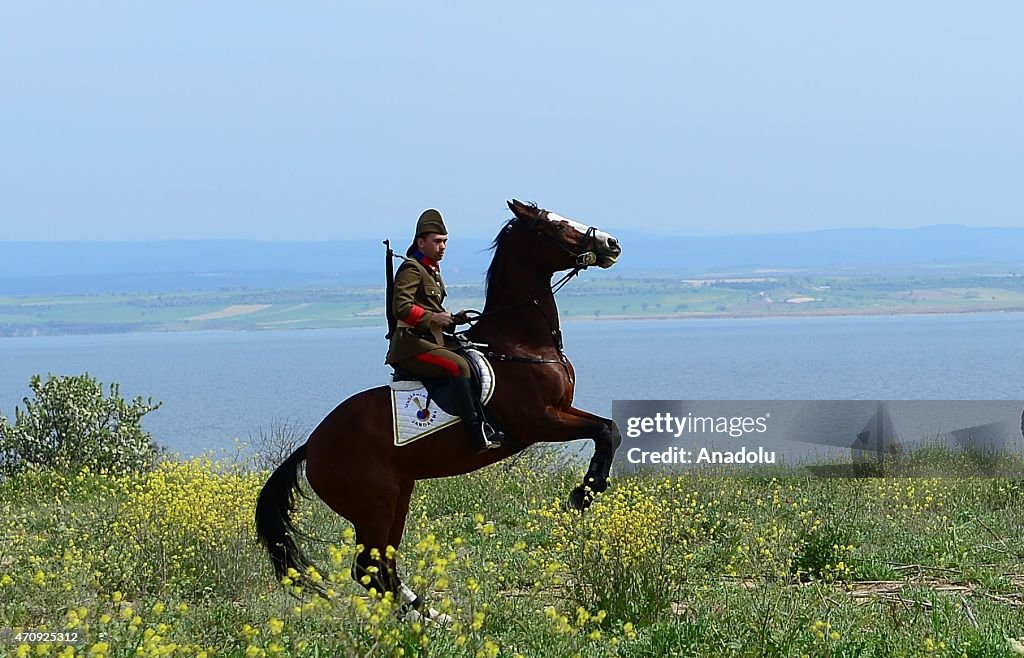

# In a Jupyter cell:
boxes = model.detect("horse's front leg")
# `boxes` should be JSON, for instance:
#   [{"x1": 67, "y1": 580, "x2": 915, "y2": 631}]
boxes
[
  {"x1": 538, "y1": 406, "x2": 621, "y2": 510},
  {"x1": 567, "y1": 406, "x2": 622, "y2": 489},
  {"x1": 566, "y1": 407, "x2": 621, "y2": 510}
]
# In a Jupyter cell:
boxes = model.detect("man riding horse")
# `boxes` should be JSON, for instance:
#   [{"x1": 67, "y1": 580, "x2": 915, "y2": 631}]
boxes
[
  {"x1": 385, "y1": 209, "x2": 504, "y2": 453},
  {"x1": 256, "y1": 200, "x2": 622, "y2": 624}
]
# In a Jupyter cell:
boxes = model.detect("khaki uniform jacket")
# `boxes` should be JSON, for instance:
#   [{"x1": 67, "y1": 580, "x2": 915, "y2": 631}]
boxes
[{"x1": 385, "y1": 257, "x2": 449, "y2": 364}]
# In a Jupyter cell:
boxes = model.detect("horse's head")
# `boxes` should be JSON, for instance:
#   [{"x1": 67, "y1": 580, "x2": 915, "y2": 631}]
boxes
[{"x1": 506, "y1": 199, "x2": 622, "y2": 270}]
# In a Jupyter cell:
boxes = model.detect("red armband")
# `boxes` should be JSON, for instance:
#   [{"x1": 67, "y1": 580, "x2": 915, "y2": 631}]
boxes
[{"x1": 404, "y1": 305, "x2": 425, "y2": 326}]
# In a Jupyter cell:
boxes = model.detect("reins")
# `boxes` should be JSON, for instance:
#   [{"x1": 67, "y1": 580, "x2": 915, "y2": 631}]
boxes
[{"x1": 455, "y1": 300, "x2": 566, "y2": 366}]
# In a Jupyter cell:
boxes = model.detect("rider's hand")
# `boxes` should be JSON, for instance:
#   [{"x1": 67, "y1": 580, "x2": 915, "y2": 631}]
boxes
[
  {"x1": 431, "y1": 312, "x2": 454, "y2": 328},
  {"x1": 452, "y1": 310, "x2": 470, "y2": 325}
]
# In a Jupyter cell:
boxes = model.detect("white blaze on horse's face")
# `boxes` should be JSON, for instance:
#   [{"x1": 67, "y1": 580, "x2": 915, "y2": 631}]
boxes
[{"x1": 546, "y1": 212, "x2": 622, "y2": 268}]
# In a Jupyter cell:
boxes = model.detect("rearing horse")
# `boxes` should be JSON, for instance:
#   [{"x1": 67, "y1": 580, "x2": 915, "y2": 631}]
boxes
[{"x1": 255, "y1": 200, "x2": 623, "y2": 617}]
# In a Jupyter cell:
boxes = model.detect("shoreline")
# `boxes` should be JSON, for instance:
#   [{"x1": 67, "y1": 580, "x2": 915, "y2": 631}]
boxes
[
  {"x1": 3, "y1": 305, "x2": 1024, "y2": 339},
  {"x1": 564, "y1": 305, "x2": 1024, "y2": 323}
]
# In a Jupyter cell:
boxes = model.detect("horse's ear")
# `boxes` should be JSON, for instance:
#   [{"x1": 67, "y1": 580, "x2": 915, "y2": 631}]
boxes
[{"x1": 507, "y1": 199, "x2": 531, "y2": 218}]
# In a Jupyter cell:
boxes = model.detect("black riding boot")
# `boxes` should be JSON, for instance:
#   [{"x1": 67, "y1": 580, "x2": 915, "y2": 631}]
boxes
[{"x1": 450, "y1": 376, "x2": 503, "y2": 453}]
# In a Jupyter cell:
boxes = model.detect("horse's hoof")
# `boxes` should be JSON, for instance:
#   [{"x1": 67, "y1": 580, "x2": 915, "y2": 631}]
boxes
[
  {"x1": 426, "y1": 608, "x2": 453, "y2": 626},
  {"x1": 404, "y1": 606, "x2": 453, "y2": 626},
  {"x1": 568, "y1": 485, "x2": 591, "y2": 511}
]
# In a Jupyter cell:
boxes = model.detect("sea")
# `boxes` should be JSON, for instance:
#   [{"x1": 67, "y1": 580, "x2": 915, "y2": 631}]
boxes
[{"x1": 1, "y1": 312, "x2": 1023, "y2": 457}]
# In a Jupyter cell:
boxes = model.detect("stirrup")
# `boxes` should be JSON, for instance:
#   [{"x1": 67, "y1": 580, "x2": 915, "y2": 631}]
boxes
[
  {"x1": 475, "y1": 423, "x2": 504, "y2": 453},
  {"x1": 476, "y1": 438, "x2": 502, "y2": 454}
]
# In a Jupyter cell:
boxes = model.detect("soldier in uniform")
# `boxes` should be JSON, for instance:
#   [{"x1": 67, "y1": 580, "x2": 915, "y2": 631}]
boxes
[{"x1": 386, "y1": 209, "x2": 504, "y2": 453}]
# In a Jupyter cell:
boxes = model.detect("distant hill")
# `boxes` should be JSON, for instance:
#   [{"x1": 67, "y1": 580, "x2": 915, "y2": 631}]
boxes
[
  {"x1": 609, "y1": 225, "x2": 1024, "y2": 273},
  {"x1": 2, "y1": 225, "x2": 1022, "y2": 295}
]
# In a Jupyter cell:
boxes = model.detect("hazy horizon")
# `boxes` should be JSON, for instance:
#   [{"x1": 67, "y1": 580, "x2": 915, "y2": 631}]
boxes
[{"x1": 2, "y1": 222, "x2": 1022, "y2": 244}]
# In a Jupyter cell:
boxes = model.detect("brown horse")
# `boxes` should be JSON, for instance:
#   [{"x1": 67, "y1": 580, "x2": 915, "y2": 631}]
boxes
[{"x1": 255, "y1": 199, "x2": 622, "y2": 618}]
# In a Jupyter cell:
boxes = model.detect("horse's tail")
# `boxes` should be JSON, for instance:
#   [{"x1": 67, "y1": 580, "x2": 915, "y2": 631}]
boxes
[{"x1": 255, "y1": 444, "x2": 316, "y2": 584}]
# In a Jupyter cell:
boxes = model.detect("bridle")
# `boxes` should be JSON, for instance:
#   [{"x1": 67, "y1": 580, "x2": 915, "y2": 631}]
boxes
[
  {"x1": 524, "y1": 211, "x2": 600, "y2": 282},
  {"x1": 481, "y1": 211, "x2": 600, "y2": 293},
  {"x1": 454, "y1": 211, "x2": 605, "y2": 372}
]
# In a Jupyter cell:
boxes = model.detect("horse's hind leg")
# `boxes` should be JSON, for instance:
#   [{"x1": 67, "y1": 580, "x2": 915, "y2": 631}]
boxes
[
  {"x1": 386, "y1": 480, "x2": 426, "y2": 613},
  {"x1": 308, "y1": 468, "x2": 401, "y2": 596},
  {"x1": 352, "y1": 531, "x2": 400, "y2": 596},
  {"x1": 384, "y1": 479, "x2": 451, "y2": 624},
  {"x1": 348, "y1": 479, "x2": 420, "y2": 609},
  {"x1": 350, "y1": 479, "x2": 445, "y2": 622},
  {"x1": 348, "y1": 491, "x2": 403, "y2": 597}
]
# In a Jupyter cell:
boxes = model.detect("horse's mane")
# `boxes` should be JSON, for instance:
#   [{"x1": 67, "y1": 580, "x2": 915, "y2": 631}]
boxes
[
  {"x1": 484, "y1": 221, "x2": 513, "y2": 297},
  {"x1": 484, "y1": 202, "x2": 539, "y2": 296}
]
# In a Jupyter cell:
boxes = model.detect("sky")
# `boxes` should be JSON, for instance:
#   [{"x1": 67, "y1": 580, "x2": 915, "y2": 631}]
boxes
[{"x1": 1, "y1": 1, "x2": 1022, "y2": 241}]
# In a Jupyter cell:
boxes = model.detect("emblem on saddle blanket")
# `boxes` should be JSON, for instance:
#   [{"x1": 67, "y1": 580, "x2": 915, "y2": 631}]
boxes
[{"x1": 389, "y1": 350, "x2": 495, "y2": 446}]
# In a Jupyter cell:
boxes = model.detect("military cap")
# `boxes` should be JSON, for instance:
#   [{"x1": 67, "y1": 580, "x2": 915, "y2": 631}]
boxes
[{"x1": 415, "y1": 209, "x2": 448, "y2": 237}]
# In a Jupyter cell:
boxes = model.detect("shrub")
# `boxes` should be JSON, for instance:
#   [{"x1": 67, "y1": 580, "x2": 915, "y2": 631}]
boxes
[
  {"x1": 0, "y1": 373, "x2": 161, "y2": 476},
  {"x1": 108, "y1": 457, "x2": 263, "y2": 594},
  {"x1": 792, "y1": 522, "x2": 858, "y2": 583},
  {"x1": 528, "y1": 478, "x2": 716, "y2": 624},
  {"x1": 247, "y1": 416, "x2": 307, "y2": 472}
]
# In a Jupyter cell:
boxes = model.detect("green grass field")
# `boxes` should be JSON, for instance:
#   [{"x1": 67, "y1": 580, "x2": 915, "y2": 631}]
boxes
[
  {"x1": 1, "y1": 447, "x2": 1022, "y2": 657},
  {"x1": 2, "y1": 272, "x2": 1024, "y2": 336}
]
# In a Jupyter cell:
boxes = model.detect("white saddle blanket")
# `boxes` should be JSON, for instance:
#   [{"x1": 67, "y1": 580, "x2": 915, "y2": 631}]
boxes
[{"x1": 389, "y1": 349, "x2": 495, "y2": 446}]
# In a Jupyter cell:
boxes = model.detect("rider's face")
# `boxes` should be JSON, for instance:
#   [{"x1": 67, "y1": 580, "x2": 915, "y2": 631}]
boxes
[{"x1": 417, "y1": 233, "x2": 448, "y2": 262}]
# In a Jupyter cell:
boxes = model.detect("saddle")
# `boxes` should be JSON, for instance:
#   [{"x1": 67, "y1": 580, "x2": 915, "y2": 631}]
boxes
[
  {"x1": 390, "y1": 346, "x2": 489, "y2": 417},
  {"x1": 387, "y1": 346, "x2": 505, "y2": 446}
]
